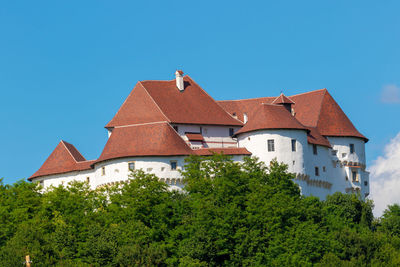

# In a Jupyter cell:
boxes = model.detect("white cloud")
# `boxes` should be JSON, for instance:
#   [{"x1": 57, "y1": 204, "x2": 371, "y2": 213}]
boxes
[
  {"x1": 370, "y1": 132, "x2": 400, "y2": 217},
  {"x1": 381, "y1": 84, "x2": 400, "y2": 104}
]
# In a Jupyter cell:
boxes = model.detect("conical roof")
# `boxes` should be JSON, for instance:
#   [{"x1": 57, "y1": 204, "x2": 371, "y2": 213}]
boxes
[
  {"x1": 96, "y1": 122, "x2": 194, "y2": 164},
  {"x1": 29, "y1": 141, "x2": 93, "y2": 180},
  {"x1": 234, "y1": 104, "x2": 308, "y2": 136}
]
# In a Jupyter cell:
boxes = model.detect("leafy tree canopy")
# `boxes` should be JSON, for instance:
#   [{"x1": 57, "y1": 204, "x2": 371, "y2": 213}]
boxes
[{"x1": 0, "y1": 156, "x2": 399, "y2": 266}]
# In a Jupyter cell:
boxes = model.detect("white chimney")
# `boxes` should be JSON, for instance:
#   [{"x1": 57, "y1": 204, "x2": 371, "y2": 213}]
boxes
[{"x1": 175, "y1": 70, "x2": 184, "y2": 91}]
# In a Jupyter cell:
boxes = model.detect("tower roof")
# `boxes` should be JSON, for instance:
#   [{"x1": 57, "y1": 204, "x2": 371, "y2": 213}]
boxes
[
  {"x1": 96, "y1": 122, "x2": 194, "y2": 164},
  {"x1": 219, "y1": 89, "x2": 367, "y2": 141},
  {"x1": 29, "y1": 141, "x2": 93, "y2": 180},
  {"x1": 234, "y1": 104, "x2": 308, "y2": 136}
]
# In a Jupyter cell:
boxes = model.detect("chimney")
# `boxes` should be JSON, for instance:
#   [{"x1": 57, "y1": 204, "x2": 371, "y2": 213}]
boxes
[{"x1": 175, "y1": 70, "x2": 184, "y2": 91}]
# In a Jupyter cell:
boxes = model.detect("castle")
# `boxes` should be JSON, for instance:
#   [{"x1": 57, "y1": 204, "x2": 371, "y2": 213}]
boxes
[{"x1": 29, "y1": 71, "x2": 369, "y2": 199}]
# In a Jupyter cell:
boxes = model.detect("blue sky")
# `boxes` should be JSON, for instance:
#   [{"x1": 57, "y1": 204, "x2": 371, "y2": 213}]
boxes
[{"x1": 1, "y1": 0, "x2": 399, "y2": 186}]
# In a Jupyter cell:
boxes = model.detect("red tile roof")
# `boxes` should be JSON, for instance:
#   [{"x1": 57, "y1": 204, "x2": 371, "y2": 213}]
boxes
[
  {"x1": 218, "y1": 97, "x2": 274, "y2": 123},
  {"x1": 315, "y1": 90, "x2": 367, "y2": 141},
  {"x1": 106, "y1": 75, "x2": 242, "y2": 128},
  {"x1": 193, "y1": 147, "x2": 252, "y2": 156},
  {"x1": 105, "y1": 82, "x2": 169, "y2": 128},
  {"x1": 272, "y1": 93, "x2": 295, "y2": 104},
  {"x1": 306, "y1": 127, "x2": 331, "y2": 148},
  {"x1": 29, "y1": 141, "x2": 94, "y2": 181},
  {"x1": 186, "y1": 133, "x2": 204, "y2": 141},
  {"x1": 96, "y1": 122, "x2": 194, "y2": 164},
  {"x1": 219, "y1": 89, "x2": 367, "y2": 141},
  {"x1": 234, "y1": 104, "x2": 308, "y2": 136}
]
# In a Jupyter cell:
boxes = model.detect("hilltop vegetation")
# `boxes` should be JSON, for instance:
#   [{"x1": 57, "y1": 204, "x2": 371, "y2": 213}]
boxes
[{"x1": 0, "y1": 155, "x2": 400, "y2": 266}]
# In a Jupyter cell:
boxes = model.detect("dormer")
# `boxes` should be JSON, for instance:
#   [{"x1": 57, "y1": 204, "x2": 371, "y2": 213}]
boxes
[{"x1": 272, "y1": 93, "x2": 295, "y2": 114}]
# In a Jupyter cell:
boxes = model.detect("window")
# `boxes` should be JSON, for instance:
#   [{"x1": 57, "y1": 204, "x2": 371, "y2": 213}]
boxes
[
  {"x1": 161, "y1": 167, "x2": 165, "y2": 171},
  {"x1": 200, "y1": 127, "x2": 202, "y2": 134},
  {"x1": 331, "y1": 149, "x2": 337, "y2": 156},
  {"x1": 352, "y1": 171, "x2": 358, "y2": 182},
  {"x1": 86, "y1": 177, "x2": 90, "y2": 183},
  {"x1": 323, "y1": 166, "x2": 326, "y2": 172},
  {"x1": 102, "y1": 167, "x2": 105, "y2": 176},
  {"x1": 146, "y1": 168, "x2": 153, "y2": 172},
  {"x1": 350, "y1": 144, "x2": 355, "y2": 154},
  {"x1": 229, "y1": 128, "x2": 234, "y2": 136},
  {"x1": 128, "y1": 162, "x2": 135, "y2": 171},
  {"x1": 315, "y1": 167, "x2": 319, "y2": 176},
  {"x1": 313, "y1": 144, "x2": 318, "y2": 155},
  {"x1": 342, "y1": 153, "x2": 347, "y2": 158},
  {"x1": 173, "y1": 126, "x2": 178, "y2": 132},
  {"x1": 291, "y1": 139, "x2": 296, "y2": 152},
  {"x1": 170, "y1": 161, "x2": 177, "y2": 170},
  {"x1": 39, "y1": 180, "x2": 44, "y2": 187},
  {"x1": 267, "y1": 139, "x2": 275, "y2": 152},
  {"x1": 293, "y1": 160, "x2": 295, "y2": 165},
  {"x1": 364, "y1": 181, "x2": 368, "y2": 186}
]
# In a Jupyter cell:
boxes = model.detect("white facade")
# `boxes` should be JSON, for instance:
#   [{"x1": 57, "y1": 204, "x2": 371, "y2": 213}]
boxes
[
  {"x1": 37, "y1": 152, "x2": 247, "y2": 191},
  {"x1": 237, "y1": 130, "x2": 369, "y2": 200},
  {"x1": 36, "y1": 125, "x2": 368, "y2": 200}
]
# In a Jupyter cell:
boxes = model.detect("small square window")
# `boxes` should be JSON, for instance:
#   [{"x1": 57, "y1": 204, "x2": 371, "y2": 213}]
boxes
[
  {"x1": 331, "y1": 150, "x2": 337, "y2": 156},
  {"x1": 128, "y1": 162, "x2": 135, "y2": 171},
  {"x1": 350, "y1": 144, "x2": 355, "y2": 154},
  {"x1": 315, "y1": 167, "x2": 319, "y2": 176},
  {"x1": 229, "y1": 128, "x2": 234, "y2": 136},
  {"x1": 342, "y1": 153, "x2": 347, "y2": 158},
  {"x1": 323, "y1": 166, "x2": 326, "y2": 172},
  {"x1": 267, "y1": 139, "x2": 275, "y2": 152},
  {"x1": 170, "y1": 161, "x2": 177, "y2": 170},
  {"x1": 364, "y1": 181, "x2": 368, "y2": 186},
  {"x1": 86, "y1": 177, "x2": 90, "y2": 183},
  {"x1": 291, "y1": 139, "x2": 296, "y2": 152},
  {"x1": 161, "y1": 167, "x2": 165, "y2": 171},
  {"x1": 147, "y1": 168, "x2": 153, "y2": 172},
  {"x1": 102, "y1": 167, "x2": 106, "y2": 176},
  {"x1": 313, "y1": 144, "x2": 318, "y2": 155}
]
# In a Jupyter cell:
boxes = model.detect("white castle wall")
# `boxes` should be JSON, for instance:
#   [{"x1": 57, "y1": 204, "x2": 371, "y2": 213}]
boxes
[
  {"x1": 35, "y1": 169, "x2": 94, "y2": 189},
  {"x1": 93, "y1": 156, "x2": 186, "y2": 188},
  {"x1": 237, "y1": 130, "x2": 369, "y2": 200},
  {"x1": 34, "y1": 154, "x2": 247, "y2": 190},
  {"x1": 237, "y1": 129, "x2": 308, "y2": 175}
]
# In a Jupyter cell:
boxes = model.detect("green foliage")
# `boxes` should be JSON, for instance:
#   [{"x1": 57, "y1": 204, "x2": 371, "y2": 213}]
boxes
[{"x1": 0, "y1": 157, "x2": 399, "y2": 265}]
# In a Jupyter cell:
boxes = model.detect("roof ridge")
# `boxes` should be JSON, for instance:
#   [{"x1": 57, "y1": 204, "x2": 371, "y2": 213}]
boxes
[
  {"x1": 114, "y1": 121, "x2": 169, "y2": 129},
  {"x1": 105, "y1": 82, "x2": 140, "y2": 129},
  {"x1": 185, "y1": 76, "x2": 243, "y2": 125},
  {"x1": 217, "y1": 96, "x2": 274, "y2": 102},
  {"x1": 60, "y1": 140, "x2": 80, "y2": 163},
  {"x1": 315, "y1": 89, "x2": 328, "y2": 129},
  {"x1": 289, "y1": 88, "x2": 327, "y2": 97},
  {"x1": 138, "y1": 81, "x2": 171, "y2": 123}
]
